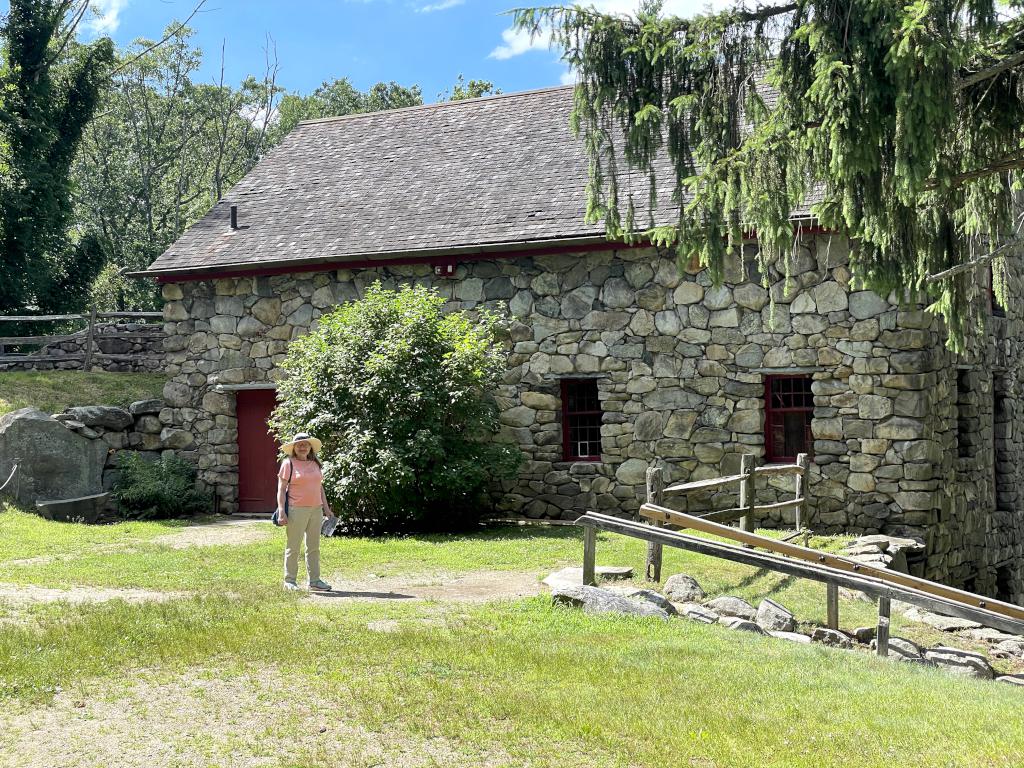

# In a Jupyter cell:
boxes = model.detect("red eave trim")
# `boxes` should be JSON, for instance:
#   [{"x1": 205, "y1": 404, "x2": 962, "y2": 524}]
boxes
[{"x1": 150, "y1": 240, "x2": 644, "y2": 284}]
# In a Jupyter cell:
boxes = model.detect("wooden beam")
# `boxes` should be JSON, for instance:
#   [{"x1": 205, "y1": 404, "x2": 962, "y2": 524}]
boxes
[
  {"x1": 739, "y1": 453, "x2": 754, "y2": 533},
  {"x1": 582, "y1": 526, "x2": 597, "y2": 587},
  {"x1": 576, "y1": 513, "x2": 1024, "y2": 635},
  {"x1": 877, "y1": 597, "x2": 891, "y2": 658},
  {"x1": 697, "y1": 498, "x2": 806, "y2": 524},
  {"x1": 83, "y1": 306, "x2": 97, "y2": 371},
  {"x1": 0, "y1": 314, "x2": 84, "y2": 322},
  {"x1": 827, "y1": 583, "x2": 839, "y2": 629},
  {"x1": 794, "y1": 453, "x2": 808, "y2": 531},
  {"x1": 96, "y1": 311, "x2": 163, "y2": 319},
  {"x1": 637, "y1": 503, "x2": 1024, "y2": 625},
  {"x1": 644, "y1": 466, "x2": 665, "y2": 582},
  {"x1": 0, "y1": 334, "x2": 78, "y2": 345},
  {"x1": 753, "y1": 463, "x2": 804, "y2": 476},
  {"x1": 665, "y1": 473, "x2": 745, "y2": 495},
  {"x1": 0, "y1": 354, "x2": 85, "y2": 364}
]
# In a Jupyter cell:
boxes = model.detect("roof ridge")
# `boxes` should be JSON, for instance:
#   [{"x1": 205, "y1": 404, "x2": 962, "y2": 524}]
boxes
[{"x1": 296, "y1": 84, "x2": 574, "y2": 127}]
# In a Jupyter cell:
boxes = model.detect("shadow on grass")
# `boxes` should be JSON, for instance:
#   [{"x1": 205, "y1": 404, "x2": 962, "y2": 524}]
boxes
[{"x1": 312, "y1": 590, "x2": 416, "y2": 600}]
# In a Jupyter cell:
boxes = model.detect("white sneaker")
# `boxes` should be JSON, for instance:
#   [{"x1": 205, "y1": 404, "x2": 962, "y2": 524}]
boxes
[{"x1": 283, "y1": 580, "x2": 300, "y2": 591}]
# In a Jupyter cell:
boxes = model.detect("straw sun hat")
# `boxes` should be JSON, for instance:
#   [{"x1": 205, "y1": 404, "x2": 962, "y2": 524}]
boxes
[{"x1": 280, "y1": 432, "x2": 323, "y2": 456}]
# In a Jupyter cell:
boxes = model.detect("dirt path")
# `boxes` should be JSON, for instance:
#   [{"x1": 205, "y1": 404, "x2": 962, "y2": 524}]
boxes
[
  {"x1": 151, "y1": 517, "x2": 272, "y2": 549},
  {"x1": 314, "y1": 569, "x2": 547, "y2": 603},
  {"x1": 0, "y1": 667, "x2": 514, "y2": 768},
  {"x1": 0, "y1": 583, "x2": 186, "y2": 606}
]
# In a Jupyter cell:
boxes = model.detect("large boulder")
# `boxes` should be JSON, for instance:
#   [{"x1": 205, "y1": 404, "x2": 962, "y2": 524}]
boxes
[
  {"x1": 704, "y1": 596, "x2": 756, "y2": 621},
  {"x1": 64, "y1": 406, "x2": 133, "y2": 431},
  {"x1": 664, "y1": 574, "x2": 706, "y2": 603},
  {"x1": 923, "y1": 647, "x2": 995, "y2": 679},
  {"x1": 0, "y1": 408, "x2": 106, "y2": 507},
  {"x1": 756, "y1": 599, "x2": 797, "y2": 632},
  {"x1": 552, "y1": 585, "x2": 671, "y2": 620}
]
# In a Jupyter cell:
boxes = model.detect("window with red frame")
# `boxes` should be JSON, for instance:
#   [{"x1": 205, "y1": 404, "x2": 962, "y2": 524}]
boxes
[
  {"x1": 562, "y1": 379, "x2": 602, "y2": 461},
  {"x1": 764, "y1": 376, "x2": 814, "y2": 462}
]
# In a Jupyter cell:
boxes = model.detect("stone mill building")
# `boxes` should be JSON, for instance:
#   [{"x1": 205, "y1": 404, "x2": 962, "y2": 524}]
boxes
[{"x1": 141, "y1": 86, "x2": 1024, "y2": 602}]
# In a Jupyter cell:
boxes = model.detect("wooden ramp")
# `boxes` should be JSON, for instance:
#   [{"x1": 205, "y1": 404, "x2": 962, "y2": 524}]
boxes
[{"x1": 575, "y1": 510, "x2": 1024, "y2": 655}]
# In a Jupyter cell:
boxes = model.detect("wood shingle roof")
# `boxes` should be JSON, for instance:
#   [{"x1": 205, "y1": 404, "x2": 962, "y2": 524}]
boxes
[{"x1": 145, "y1": 86, "x2": 616, "y2": 278}]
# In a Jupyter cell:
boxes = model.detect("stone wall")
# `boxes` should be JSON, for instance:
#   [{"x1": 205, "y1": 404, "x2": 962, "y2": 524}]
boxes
[
  {"x1": 0, "y1": 321, "x2": 164, "y2": 373},
  {"x1": 157, "y1": 234, "x2": 1024, "y2": 599}
]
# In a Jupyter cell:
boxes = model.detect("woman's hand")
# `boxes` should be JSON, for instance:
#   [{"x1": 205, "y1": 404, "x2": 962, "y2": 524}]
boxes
[{"x1": 324, "y1": 507, "x2": 335, "y2": 518}]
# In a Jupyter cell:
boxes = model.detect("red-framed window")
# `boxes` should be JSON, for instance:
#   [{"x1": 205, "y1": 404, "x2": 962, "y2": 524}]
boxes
[
  {"x1": 764, "y1": 375, "x2": 814, "y2": 462},
  {"x1": 562, "y1": 378, "x2": 602, "y2": 462}
]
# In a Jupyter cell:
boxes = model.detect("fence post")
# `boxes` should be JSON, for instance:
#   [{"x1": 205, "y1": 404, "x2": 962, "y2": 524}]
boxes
[
  {"x1": 738, "y1": 453, "x2": 755, "y2": 533},
  {"x1": 876, "y1": 596, "x2": 891, "y2": 657},
  {"x1": 645, "y1": 466, "x2": 664, "y2": 582},
  {"x1": 83, "y1": 305, "x2": 97, "y2": 371},
  {"x1": 794, "y1": 452, "x2": 808, "y2": 532},
  {"x1": 582, "y1": 526, "x2": 597, "y2": 586},
  {"x1": 827, "y1": 582, "x2": 840, "y2": 630}
]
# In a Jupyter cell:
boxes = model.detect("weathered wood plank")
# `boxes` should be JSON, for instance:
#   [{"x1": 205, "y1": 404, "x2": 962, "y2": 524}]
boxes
[
  {"x1": 794, "y1": 453, "x2": 808, "y2": 531},
  {"x1": 0, "y1": 334, "x2": 78, "y2": 345},
  {"x1": 83, "y1": 306, "x2": 97, "y2": 371},
  {"x1": 877, "y1": 596, "x2": 891, "y2": 657},
  {"x1": 0, "y1": 354, "x2": 85, "y2": 364},
  {"x1": 664, "y1": 474, "x2": 745, "y2": 494},
  {"x1": 739, "y1": 454, "x2": 754, "y2": 533},
  {"x1": 576, "y1": 512, "x2": 1024, "y2": 635},
  {"x1": 645, "y1": 466, "x2": 665, "y2": 582},
  {"x1": 637, "y1": 503, "x2": 1024, "y2": 625},
  {"x1": 582, "y1": 526, "x2": 597, "y2": 587},
  {"x1": 0, "y1": 313, "x2": 83, "y2": 323},
  {"x1": 827, "y1": 583, "x2": 839, "y2": 629},
  {"x1": 96, "y1": 311, "x2": 162, "y2": 319},
  {"x1": 753, "y1": 464, "x2": 805, "y2": 476}
]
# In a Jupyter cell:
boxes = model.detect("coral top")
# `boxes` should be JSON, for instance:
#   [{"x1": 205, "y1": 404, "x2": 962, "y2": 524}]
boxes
[{"x1": 279, "y1": 458, "x2": 323, "y2": 507}]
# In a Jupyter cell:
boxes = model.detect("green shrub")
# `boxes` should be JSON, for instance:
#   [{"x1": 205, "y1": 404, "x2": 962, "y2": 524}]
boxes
[
  {"x1": 270, "y1": 282, "x2": 522, "y2": 533},
  {"x1": 112, "y1": 453, "x2": 211, "y2": 520}
]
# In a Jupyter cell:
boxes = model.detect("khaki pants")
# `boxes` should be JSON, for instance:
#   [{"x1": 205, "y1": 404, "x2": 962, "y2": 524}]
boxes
[{"x1": 283, "y1": 505, "x2": 323, "y2": 583}]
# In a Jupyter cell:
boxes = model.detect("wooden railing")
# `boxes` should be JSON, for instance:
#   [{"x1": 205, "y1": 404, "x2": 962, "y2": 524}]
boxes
[
  {"x1": 0, "y1": 308, "x2": 162, "y2": 368},
  {"x1": 644, "y1": 453, "x2": 808, "y2": 581}
]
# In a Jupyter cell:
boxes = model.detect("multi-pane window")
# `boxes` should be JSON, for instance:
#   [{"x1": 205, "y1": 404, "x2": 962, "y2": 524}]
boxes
[
  {"x1": 562, "y1": 379, "x2": 602, "y2": 461},
  {"x1": 764, "y1": 375, "x2": 813, "y2": 462}
]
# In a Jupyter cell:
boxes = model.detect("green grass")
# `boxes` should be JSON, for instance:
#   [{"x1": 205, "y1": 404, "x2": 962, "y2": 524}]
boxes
[
  {"x1": 0, "y1": 370, "x2": 166, "y2": 417},
  {"x1": 1, "y1": 505, "x2": 1022, "y2": 767}
]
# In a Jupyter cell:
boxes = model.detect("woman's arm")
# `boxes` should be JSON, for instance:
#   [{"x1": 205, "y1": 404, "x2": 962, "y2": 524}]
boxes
[
  {"x1": 276, "y1": 462, "x2": 288, "y2": 519},
  {"x1": 320, "y1": 482, "x2": 334, "y2": 518}
]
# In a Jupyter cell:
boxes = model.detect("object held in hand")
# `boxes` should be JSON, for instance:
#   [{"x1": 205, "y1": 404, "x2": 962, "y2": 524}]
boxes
[{"x1": 321, "y1": 515, "x2": 339, "y2": 537}]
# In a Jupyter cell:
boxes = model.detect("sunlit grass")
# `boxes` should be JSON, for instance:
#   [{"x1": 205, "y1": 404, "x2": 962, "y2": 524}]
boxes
[{"x1": 0, "y1": 370, "x2": 165, "y2": 417}]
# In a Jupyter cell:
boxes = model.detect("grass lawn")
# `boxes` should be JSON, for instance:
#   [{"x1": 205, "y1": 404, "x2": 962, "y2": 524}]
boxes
[
  {"x1": 1, "y1": 505, "x2": 1022, "y2": 767},
  {"x1": 0, "y1": 370, "x2": 166, "y2": 417}
]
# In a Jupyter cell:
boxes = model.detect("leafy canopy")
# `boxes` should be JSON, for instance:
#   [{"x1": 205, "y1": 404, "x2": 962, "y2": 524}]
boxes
[
  {"x1": 270, "y1": 283, "x2": 522, "y2": 533},
  {"x1": 514, "y1": 0, "x2": 1024, "y2": 345}
]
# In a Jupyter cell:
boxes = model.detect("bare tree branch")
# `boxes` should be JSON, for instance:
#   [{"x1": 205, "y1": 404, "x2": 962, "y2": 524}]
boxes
[
  {"x1": 925, "y1": 238, "x2": 1022, "y2": 283},
  {"x1": 107, "y1": 0, "x2": 207, "y2": 78}
]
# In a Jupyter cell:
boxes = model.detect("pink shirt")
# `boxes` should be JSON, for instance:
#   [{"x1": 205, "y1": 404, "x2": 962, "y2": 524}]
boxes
[{"x1": 279, "y1": 459, "x2": 323, "y2": 507}]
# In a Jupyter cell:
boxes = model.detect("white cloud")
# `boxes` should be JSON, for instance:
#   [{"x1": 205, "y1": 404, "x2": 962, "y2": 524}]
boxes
[
  {"x1": 559, "y1": 67, "x2": 576, "y2": 86},
  {"x1": 417, "y1": 0, "x2": 464, "y2": 11},
  {"x1": 489, "y1": 26, "x2": 551, "y2": 60},
  {"x1": 490, "y1": 0, "x2": 732, "y2": 60},
  {"x1": 84, "y1": 0, "x2": 130, "y2": 35}
]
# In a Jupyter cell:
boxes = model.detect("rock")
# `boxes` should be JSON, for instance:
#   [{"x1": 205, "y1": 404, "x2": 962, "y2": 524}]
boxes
[
  {"x1": 904, "y1": 608, "x2": 982, "y2": 632},
  {"x1": 923, "y1": 647, "x2": 995, "y2": 679},
  {"x1": 673, "y1": 282, "x2": 704, "y2": 305},
  {"x1": 251, "y1": 297, "x2": 282, "y2": 325},
  {"x1": 0, "y1": 408, "x2": 107, "y2": 507},
  {"x1": 664, "y1": 574, "x2": 706, "y2": 603},
  {"x1": 871, "y1": 636, "x2": 930, "y2": 664},
  {"x1": 64, "y1": 406, "x2": 133, "y2": 431},
  {"x1": 604, "y1": 587, "x2": 677, "y2": 615},
  {"x1": 770, "y1": 631, "x2": 811, "y2": 644},
  {"x1": 704, "y1": 596, "x2": 756, "y2": 621},
  {"x1": 615, "y1": 458, "x2": 649, "y2": 485},
  {"x1": 996, "y1": 675, "x2": 1024, "y2": 686},
  {"x1": 852, "y1": 626, "x2": 876, "y2": 644},
  {"x1": 812, "y1": 282, "x2": 848, "y2": 312},
  {"x1": 962, "y1": 628, "x2": 1021, "y2": 644},
  {"x1": 128, "y1": 399, "x2": 164, "y2": 417},
  {"x1": 848, "y1": 291, "x2": 890, "y2": 319},
  {"x1": 810, "y1": 628, "x2": 854, "y2": 648},
  {"x1": 756, "y1": 599, "x2": 796, "y2": 632},
  {"x1": 992, "y1": 640, "x2": 1024, "y2": 660},
  {"x1": 542, "y1": 566, "x2": 634, "y2": 591},
  {"x1": 633, "y1": 411, "x2": 665, "y2": 441},
  {"x1": 160, "y1": 428, "x2": 195, "y2": 450},
  {"x1": 500, "y1": 406, "x2": 536, "y2": 428},
  {"x1": 162, "y1": 381, "x2": 193, "y2": 408},
  {"x1": 720, "y1": 616, "x2": 767, "y2": 634},
  {"x1": 675, "y1": 602, "x2": 720, "y2": 624},
  {"x1": 552, "y1": 585, "x2": 671, "y2": 620}
]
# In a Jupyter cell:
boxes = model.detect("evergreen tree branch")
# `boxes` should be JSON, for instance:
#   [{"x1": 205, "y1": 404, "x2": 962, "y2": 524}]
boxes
[{"x1": 925, "y1": 238, "x2": 1022, "y2": 283}]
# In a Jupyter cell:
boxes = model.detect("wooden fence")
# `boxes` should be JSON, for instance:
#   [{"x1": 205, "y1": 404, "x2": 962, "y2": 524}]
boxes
[
  {"x1": 0, "y1": 309, "x2": 162, "y2": 368},
  {"x1": 644, "y1": 453, "x2": 809, "y2": 581}
]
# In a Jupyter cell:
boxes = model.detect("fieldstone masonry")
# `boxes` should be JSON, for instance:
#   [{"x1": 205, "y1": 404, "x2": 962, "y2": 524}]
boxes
[{"x1": 157, "y1": 233, "x2": 1024, "y2": 602}]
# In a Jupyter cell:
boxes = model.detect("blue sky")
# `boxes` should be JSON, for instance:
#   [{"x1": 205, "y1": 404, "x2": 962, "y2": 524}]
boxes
[{"x1": 73, "y1": 0, "x2": 715, "y2": 101}]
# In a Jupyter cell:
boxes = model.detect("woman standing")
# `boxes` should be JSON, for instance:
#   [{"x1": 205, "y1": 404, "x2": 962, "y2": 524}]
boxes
[{"x1": 277, "y1": 432, "x2": 335, "y2": 591}]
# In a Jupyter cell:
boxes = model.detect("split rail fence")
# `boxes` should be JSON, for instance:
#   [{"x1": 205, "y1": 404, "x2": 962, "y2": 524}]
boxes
[
  {"x1": 0, "y1": 308, "x2": 162, "y2": 368},
  {"x1": 577, "y1": 453, "x2": 1024, "y2": 656}
]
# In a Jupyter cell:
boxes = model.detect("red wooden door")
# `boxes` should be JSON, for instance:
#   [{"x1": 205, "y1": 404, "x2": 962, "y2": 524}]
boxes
[{"x1": 236, "y1": 389, "x2": 279, "y2": 513}]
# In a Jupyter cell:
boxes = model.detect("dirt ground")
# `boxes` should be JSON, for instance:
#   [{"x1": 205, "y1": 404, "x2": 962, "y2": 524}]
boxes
[
  {"x1": 316, "y1": 570, "x2": 546, "y2": 604},
  {"x1": 151, "y1": 517, "x2": 273, "y2": 549},
  {"x1": 0, "y1": 667, "x2": 514, "y2": 768}
]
